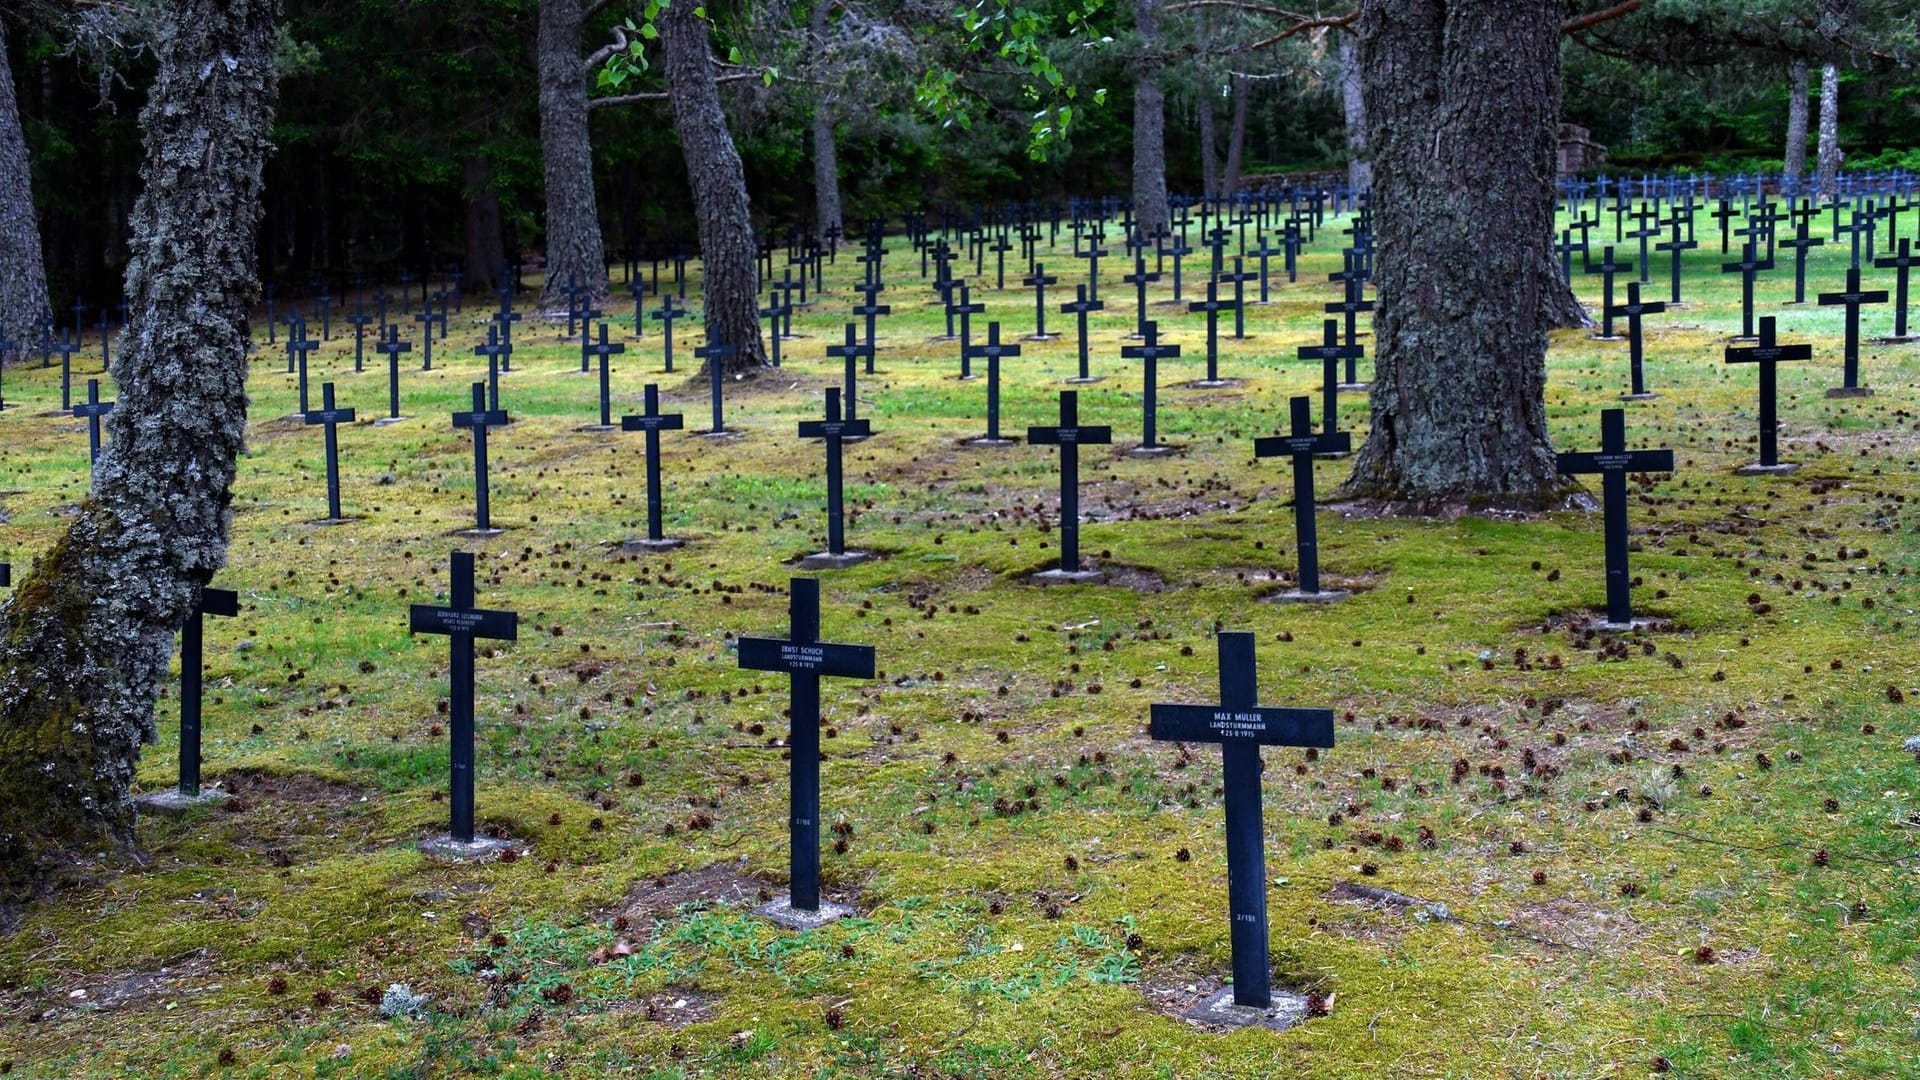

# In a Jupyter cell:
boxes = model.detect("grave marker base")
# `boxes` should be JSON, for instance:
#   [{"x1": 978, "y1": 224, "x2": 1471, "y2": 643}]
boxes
[
  {"x1": 756, "y1": 895, "x2": 853, "y2": 930},
  {"x1": 1872, "y1": 334, "x2": 1918, "y2": 344},
  {"x1": 1129, "y1": 444, "x2": 1179, "y2": 457},
  {"x1": 136, "y1": 787, "x2": 230, "y2": 813},
  {"x1": 1619, "y1": 392, "x2": 1660, "y2": 401},
  {"x1": 1824, "y1": 386, "x2": 1874, "y2": 398},
  {"x1": 419, "y1": 834, "x2": 520, "y2": 861},
  {"x1": 964, "y1": 436, "x2": 1018, "y2": 448},
  {"x1": 455, "y1": 527, "x2": 508, "y2": 538},
  {"x1": 1062, "y1": 375, "x2": 1106, "y2": 385},
  {"x1": 1187, "y1": 379, "x2": 1241, "y2": 389},
  {"x1": 1734, "y1": 462, "x2": 1800, "y2": 476},
  {"x1": 696, "y1": 429, "x2": 746, "y2": 441},
  {"x1": 796, "y1": 550, "x2": 873, "y2": 570},
  {"x1": 1335, "y1": 382, "x2": 1371, "y2": 393},
  {"x1": 1267, "y1": 588, "x2": 1351, "y2": 605},
  {"x1": 1022, "y1": 333, "x2": 1060, "y2": 342},
  {"x1": 575, "y1": 424, "x2": 619, "y2": 433},
  {"x1": 306, "y1": 516, "x2": 357, "y2": 527},
  {"x1": 1031, "y1": 568, "x2": 1105, "y2": 584},
  {"x1": 1179, "y1": 985, "x2": 1314, "y2": 1032},
  {"x1": 371, "y1": 416, "x2": 411, "y2": 427},
  {"x1": 622, "y1": 537, "x2": 686, "y2": 553}
]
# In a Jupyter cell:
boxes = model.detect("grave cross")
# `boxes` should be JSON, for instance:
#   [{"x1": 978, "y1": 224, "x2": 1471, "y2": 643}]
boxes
[
  {"x1": 1254, "y1": 397, "x2": 1351, "y2": 598},
  {"x1": 1724, "y1": 316, "x2": 1812, "y2": 473},
  {"x1": 50, "y1": 328, "x2": 79, "y2": 411},
  {"x1": 451, "y1": 383, "x2": 510, "y2": 533},
  {"x1": 620, "y1": 385, "x2": 686, "y2": 550},
  {"x1": 1023, "y1": 265, "x2": 1060, "y2": 340},
  {"x1": 1027, "y1": 390, "x2": 1111, "y2": 578},
  {"x1": 948, "y1": 283, "x2": 986, "y2": 373},
  {"x1": 584, "y1": 323, "x2": 626, "y2": 428},
  {"x1": 409, "y1": 552, "x2": 518, "y2": 845},
  {"x1": 1720, "y1": 241, "x2": 1774, "y2": 341},
  {"x1": 375, "y1": 326, "x2": 412, "y2": 420},
  {"x1": 652, "y1": 296, "x2": 687, "y2": 372},
  {"x1": 1298, "y1": 319, "x2": 1361, "y2": 441},
  {"x1": 736, "y1": 577, "x2": 876, "y2": 915},
  {"x1": 1123, "y1": 255, "x2": 1161, "y2": 337},
  {"x1": 345, "y1": 301, "x2": 374, "y2": 372},
  {"x1": 287, "y1": 324, "x2": 320, "y2": 415},
  {"x1": 1873, "y1": 238, "x2": 1916, "y2": 340},
  {"x1": 413, "y1": 306, "x2": 438, "y2": 370},
  {"x1": 1149, "y1": 632, "x2": 1335, "y2": 1010},
  {"x1": 759, "y1": 290, "x2": 791, "y2": 368},
  {"x1": 1322, "y1": 278, "x2": 1375, "y2": 387},
  {"x1": 1187, "y1": 280, "x2": 1234, "y2": 386},
  {"x1": 1217, "y1": 258, "x2": 1258, "y2": 340},
  {"x1": 473, "y1": 325, "x2": 510, "y2": 411},
  {"x1": 1585, "y1": 246, "x2": 1633, "y2": 340},
  {"x1": 1554, "y1": 408, "x2": 1674, "y2": 628},
  {"x1": 850, "y1": 287, "x2": 891, "y2": 368},
  {"x1": 1816, "y1": 267, "x2": 1888, "y2": 396},
  {"x1": 174, "y1": 585, "x2": 240, "y2": 798},
  {"x1": 963, "y1": 322, "x2": 1020, "y2": 445},
  {"x1": 824, "y1": 324, "x2": 873, "y2": 425},
  {"x1": 1059, "y1": 284, "x2": 1106, "y2": 382},
  {"x1": 798, "y1": 388, "x2": 873, "y2": 565},
  {"x1": 73, "y1": 379, "x2": 114, "y2": 466},
  {"x1": 629, "y1": 277, "x2": 653, "y2": 336},
  {"x1": 1779, "y1": 218, "x2": 1825, "y2": 305},
  {"x1": 1121, "y1": 321, "x2": 1180, "y2": 453},
  {"x1": 1606, "y1": 282, "x2": 1667, "y2": 399},
  {"x1": 694, "y1": 340, "x2": 736, "y2": 436},
  {"x1": 302, "y1": 382, "x2": 356, "y2": 523},
  {"x1": 1655, "y1": 219, "x2": 1697, "y2": 305}
]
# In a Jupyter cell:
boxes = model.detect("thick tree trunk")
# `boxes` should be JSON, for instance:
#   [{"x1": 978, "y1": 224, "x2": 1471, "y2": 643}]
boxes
[
  {"x1": 659, "y1": 0, "x2": 767, "y2": 375},
  {"x1": 1782, "y1": 60, "x2": 1808, "y2": 192},
  {"x1": 1815, "y1": 63, "x2": 1840, "y2": 200},
  {"x1": 809, "y1": 1, "x2": 843, "y2": 238},
  {"x1": 1338, "y1": 30, "x2": 1371, "y2": 194},
  {"x1": 0, "y1": 21, "x2": 51, "y2": 355},
  {"x1": 537, "y1": 0, "x2": 609, "y2": 306},
  {"x1": 0, "y1": 0, "x2": 278, "y2": 910},
  {"x1": 1197, "y1": 93, "x2": 1219, "y2": 199},
  {"x1": 1222, "y1": 74, "x2": 1249, "y2": 194},
  {"x1": 1340, "y1": 0, "x2": 1568, "y2": 513},
  {"x1": 463, "y1": 154, "x2": 507, "y2": 292},
  {"x1": 1130, "y1": 0, "x2": 1169, "y2": 236}
]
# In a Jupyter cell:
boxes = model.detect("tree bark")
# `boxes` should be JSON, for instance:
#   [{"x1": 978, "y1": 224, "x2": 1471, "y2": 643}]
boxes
[
  {"x1": 659, "y1": 1, "x2": 767, "y2": 375},
  {"x1": 0, "y1": 20, "x2": 51, "y2": 355},
  {"x1": 538, "y1": 0, "x2": 609, "y2": 306},
  {"x1": 1815, "y1": 62, "x2": 1840, "y2": 200},
  {"x1": 1131, "y1": 0, "x2": 1169, "y2": 236},
  {"x1": 0, "y1": 0, "x2": 278, "y2": 910},
  {"x1": 1222, "y1": 74, "x2": 1249, "y2": 195},
  {"x1": 1338, "y1": 30, "x2": 1371, "y2": 194},
  {"x1": 463, "y1": 154, "x2": 507, "y2": 293},
  {"x1": 1197, "y1": 92, "x2": 1219, "y2": 199},
  {"x1": 809, "y1": 1, "x2": 843, "y2": 238},
  {"x1": 1782, "y1": 60, "x2": 1808, "y2": 192},
  {"x1": 1340, "y1": 0, "x2": 1568, "y2": 513}
]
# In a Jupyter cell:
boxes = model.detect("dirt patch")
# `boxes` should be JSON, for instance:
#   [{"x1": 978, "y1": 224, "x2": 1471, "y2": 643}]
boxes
[
  {"x1": 215, "y1": 768, "x2": 373, "y2": 812},
  {"x1": 1507, "y1": 898, "x2": 1643, "y2": 952},
  {"x1": 604, "y1": 858, "x2": 772, "y2": 931},
  {"x1": 617, "y1": 986, "x2": 722, "y2": 1027},
  {"x1": 1011, "y1": 559, "x2": 1170, "y2": 591},
  {"x1": 14, "y1": 949, "x2": 220, "y2": 1022}
]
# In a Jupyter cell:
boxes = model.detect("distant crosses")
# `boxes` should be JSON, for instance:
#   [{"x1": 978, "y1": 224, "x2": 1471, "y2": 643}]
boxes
[
  {"x1": 1585, "y1": 246, "x2": 1633, "y2": 340},
  {"x1": 1779, "y1": 216, "x2": 1826, "y2": 305},
  {"x1": 620, "y1": 385, "x2": 687, "y2": 552},
  {"x1": 736, "y1": 577, "x2": 876, "y2": 927},
  {"x1": 693, "y1": 340, "x2": 740, "y2": 438},
  {"x1": 1874, "y1": 239, "x2": 1916, "y2": 342},
  {"x1": 141, "y1": 585, "x2": 240, "y2": 808},
  {"x1": 1721, "y1": 241, "x2": 1773, "y2": 341},
  {"x1": 73, "y1": 379, "x2": 114, "y2": 468},
  {"x1": 963, "y1": 322, "x2": 1020, "y2": 446},
  {"x1": 410, "y1": 551, "x2": 519, "y2": 857},
  {"x1": 451, "y1": 383, "x2": 510, "y2": 535},
  {"x1": 1817, "y1": 267, "x2": 1888, "y2": 397},
  {"x1": 374, "y1": 326, "x2": 412, "y2": 424},
  {"x1": 652, "y1": 295, "x2": 688, "y2": 372},
  {"x1": 1123, "y1": 255, "x2": 1160, "y2": 337},
  {"x1": 582, "y1": 323, "x2": 625, "y2": 429},
  {"x1": 1187, "y1": 280, "x2": 1234, "y2": 387},
  {"x1": 1022, "y1": 264, "x2": 1060, "y2": 340},
  {"x1": 1122, "y1": 321, "x2": 1180, "y2": 456},
  {"x1": 1608, "y1": 282, "x2": 1666, "y2": 400},
  {"x1": 1149, "y1": 632, "x2": 1334, "y2": 1022},
  {"x1": 1253, "y1": 396, "x2": 1352, "y2": 602},
  {"x1": 824, "y1": 324, "x2": 872, "y2": 425},
  {"x1": 795, "y1": 388, "x2": 874, "y2": 569},
  {"x1": 1725, "y1": 316, "x2": 1812, "y2": 475},
  {"x1": 302, "y1": 383, "x2": 356, "y2": 524},
  {"x1": 1059, "y1": 284, "x2": 1106, "y2": 383},
  {"x1": 1297, "y1": 320, "x2": 1359, "y2": 448},
  {"x1": 1027, "y1": 390, "x2": 1111, "y2": 582},
  {"x1": 1554, "y1": 408, "x2": 1674, "y2": 629}
]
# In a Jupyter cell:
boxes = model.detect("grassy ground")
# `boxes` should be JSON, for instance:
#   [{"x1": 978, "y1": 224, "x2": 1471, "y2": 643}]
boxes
[{"x1": 2, "y1": 209, "x2": 1919, "y2": 1079}]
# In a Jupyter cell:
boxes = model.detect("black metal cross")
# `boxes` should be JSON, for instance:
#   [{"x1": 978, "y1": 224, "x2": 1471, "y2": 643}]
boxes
[
  {"x1": 1059, "y1": 284, "x2": 1106, "y2": 382},
  {"x1": 584, "y1": 323, "x2": 626, "y2": 428},
  {"x1": 1254, "y1": 396, "x2": 1351, "y2": 596},
  {"x1": 1724, "y1": 316, "x2": 1811, "y2": 472},
  {"x1": 824, "y1": 324, "x2": 873, "y2": 425},
  {"x1": 1122, "y1": 321, "x2": 1180, "y2": 452},
  {"x1": 1298, "y1": 319, "x2": 1361, "y2": 442},
  {"x1": 1027, "y1": 391, "x2": 1111, "y2": 575},
  {"x1": 174, "y1": 585, "x2": 239, "y2": 798},
  {"x1": 798, "y1": 388, "x2": 872, "y2": 561},
  {"x1": 1187, "y1": 280, "x2": 1234, "y2": 386},
  {"x1": 652, "y1": 296, "x2": 687, "y2": 372},
  {"x1": 619, "y1": 384, "x2": 686, "y2": 549},
  {"x1": 409, "y1": 551, "x2": 518, "y2": 844},
  {"x1": 948, "y1": 283, "x2": 986, "y2": 374},
  {"x1": 1721, "y1": 241, "x2": 1774, "y2": 341},
  {"x1": 1149, "y1": 632, "x2": 1334, "y2": 1010},
  {"x1": 1817, "y1": 266, "x2": 1889, "y2": 395},
  {"x1": 1606, "y1": 282, "x2": 1667, "y2": 399},
  {"x1": 1586, "y1": 246, "x2": 1633, "y2": 340},
  {"x1": 73, "y1": 378, "x2": 114, "y2": 466},
  {"x1": 1874, "y1": 238, "x2": 1916, "y2": 340},
  {"x1": 1655, "y1": 219, "x2": 1697, "y2": 305},
  {"x1": 376, "y1": 326, "x2": 412, "y2": 420},
  {"x1": 694, "y1": 339, "x2": 736, "y2": 435},
  {"x1": 1554, "y1": 408, "x2": 1674, "y2": 627},
  {"x1": 963, "y1": 322, "x2": 1020, "y2": 444},
  {"x1": 451, "y1": 382, "x2": 510, "y2": 533},
  {"x1": 1022, "y1": 264, "x2": 1060, "y2": 340},
  {"x1": 302, "y1": 382, "x2": 356, "y2": 523},
  {"x1": 1123, "y1": 255, "x2": 1160, "y2": 338}
]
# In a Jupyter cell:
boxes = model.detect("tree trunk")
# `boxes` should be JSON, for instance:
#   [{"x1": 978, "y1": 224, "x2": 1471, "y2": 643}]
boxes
[
  {"x1": 0, "y1": 20, "x2": 51, "y2": 355},
  {"x1": 1338, "y1": 30, "x2": 1371, "y2": 194},
  {"x1": 1340, "y1": 0, "x2": 1568, "y2": 513},
  {"x1": 1197, "y1": 93, "x2": 1219, "y2": 199},
  {"x1": 659, "y1": 1, "x2": 768, "y2": 376},
  {"x1": 1130, "y1": 0, "x2": 1169, "y2": 236},
  {"x1": 0, "y1": 0, "x2": 278, "y2": 911},
  {"x1": 537, "y1": 0, "x2": 609, "y2": 306},
  {"x1": 463, "y1": 154, "x2": 507, "y2": 293},
  {"x1": 1815, "y1": 62, "x2": 1840, "y2": 200},
  {"x1": 809, "y1": 1, "x2": 843, "y2": 239},
  {"x1": 1222, "y1": 74, "x2": 1249, "y2": 194},
  {"x1": 1782, "y1": 60, "x2": 1808, "y2": 192}
]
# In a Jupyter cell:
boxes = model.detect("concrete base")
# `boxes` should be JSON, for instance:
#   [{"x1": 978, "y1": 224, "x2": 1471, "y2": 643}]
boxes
[
  {"x1": 136, "y1": 787, "x2": 230, "y2": 813},
  {"x1": 1023, "y1": 334, "x2": 1061, "y2": 343},
  {"x1": 1619, "y1": 392, "x2": 1660, "y2": 401},
  {"x1": 1825, "y1": 386, "x2": 1874, "y2": 399},
  {"x1": 1130, "y1": 444, "x2": 1179, "y2": 457},
  {"x1": 418, "y1": 834, "x2": 520, "y2": 861},
  {"x1": 696, "y1": 429, "x2": 746, "y2": 441},
  {"x1": 1179, "y1": 986, "x2": 1313, "y2": 1033},
  {"x1": 1268, "y1": 588, "x2": 1350, "y2": 605},
  {"x1": 1873, "y1": 335, "x2": 1918, "y2": 345},
  {"x1": 1590, "y1": 334, "x2": 1625, "y2": 342},
  {"x1": 1336, "y1": 382, "x2": 1371, "y2": 393},
  {"x1": 622, "y1": 537, "x2": 686, "y2": 553},
  {"x1": 755, "y1": 895, "x2": 853, "y2": 930},
  {"x1": 965, "y1": 436, "x2": 1018, "y2": 448},
  {"x1": 371, "y1": 416, "x2": 410, "y2": 427},
  {"x1": 307, "y1": 516, "x2": 357, "y2": 527},
  {"x1": 1187, "y1": 379, "x2": 1240, "y2": 390},
  {"x1": 576, "y1": 423, "x2": 618, "y2": 433},
  {"x1": 1063, "y1": 376, "x2": 1106, "y2": 385},
  {"x1": 1031, "y1": 568, "x2": 1105, "y2": 584},
  {"x1": 953, "y1": 374, "x2": 980, "y2": 382},
  {"x1": 455, "y1": 527, "x2": 507, "y2": 538},
  {"x1": 1735, "y1": 462, "x2": 1800, "y2": 476},
  {"x1": 796, "y1": 550, "x2": 873, "y2": 570}
]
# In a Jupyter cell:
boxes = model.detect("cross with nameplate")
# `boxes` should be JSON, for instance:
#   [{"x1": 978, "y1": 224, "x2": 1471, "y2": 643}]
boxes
[
  {"x1": 345, "y1": 301, "x2": 374, "y2": 372},
  {"x1": 73, "y1": 379, "x2": 114, "y2": 466},
  {"x1": 737, "y1": 577, "x2": 876, "y2": 915},
  {"x1": 584, "y1": 323, "x2": 625, "y2": 428},
  {"x1": 409, "y1": 551, "x2": 518, "y2": 845},
  {"x1": 50, "y1": 328, "x2": 79, "y2": 411},
  {"x1": 287, "y1": 322, "x2": 320, "y2": 415},
  {"x1": 799, "y1": 388, "x2": 872, "y2": 563},
  {"x1": 1817, "y1": 266, "x2": 1888, "y2": 396},
  {"x1": 1187, "y1": 280, "x2": 1234, "y2": 386},
  {"x1": 824, "y1": 324, "x2": 872, "y2": 426},
  {"x1": 174, "y1": 585, "x2": 240, "y2": 798},
  {"x1": 1254, "y1": 396, "x2": 1351, "y2": 598},
  {"x1": 376, "y1": 326, "x2": 411, "y2": 420},
  {"x1": 1123, "y1": 255, "x2": 1160, "y2": 338},
  {"x1": 1779, "y1": 216, "x2": 1824, "y2": 305},
  {"x1": 1122, "y1": 321, "x2": 1179, "y2": 453},
  {"x1": 652, "y1": 296, "x2": 687, "y2": 372},
  {"x1": 1323, "y1": 277, "x2": 1375, "y2": 387},
  {"x1": 302, "y1": 382, "x2": 356, "y2": 523},
  {"x1": 451, "y1": 383, "x2": 509, "y2": 533},
  {"x1": 1725, "y1": 316, "x2": 1811, "y2": 473},
  {"x1": 1217, "y1": 258, "x2": 1257, "y2": 340},
  {"x1": 1060, "y1": 284, "x2": 1106, "y2": 382},
  {"x1": 948, "y1": 283, "x2": 986, "y2": 372},
  {"x1": 1028, "y1": 390, "x2": 1111, "y2": 576},
  {"x1": 413, "y1": 306, "x2": 438, "y2": 370},
  {"x1": 620, "y1": 384, "x2": 686, "y2": 550},
  {"x1": 473, "y1": 325, "x2": 509, "y2": 411},
  {"x1": 1023, "y1": 264, "x2": 1060, "y2": 340},
  {"x1": 1149, "y1": 632, "x2": 1334, "y2": 1010},
  {"x1": 1299, "y1": 319, "x2": 1360, "y2": 442},
  {"x1": 1554, "y1": 408, "x2": 1674, "y2": 627},
  {"x1": 1586, "y1": 246, "x2": 1633, "y2": 340},
  {"x1": 851, "y1": 286, "x2": 890, "y2": 368},
  {"x1": 964, "y1": 322, "x2": 1019, "y2": 444},
  {"x1": 695, "y1": 340, "x2": 735, "y2": 436},
  {"x1": 759, "y1": 290, "x2": 790, "y2": 368},
  {"x1": 1720, "y1": 241, "x2": 1773, "y2": 341},
  {"x1": 1607, "y1": 282, "x2": 1666, "y2": 399},
  {"x1": 1874, "y1": 238, "x2": 1916, "y2": 340}
]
